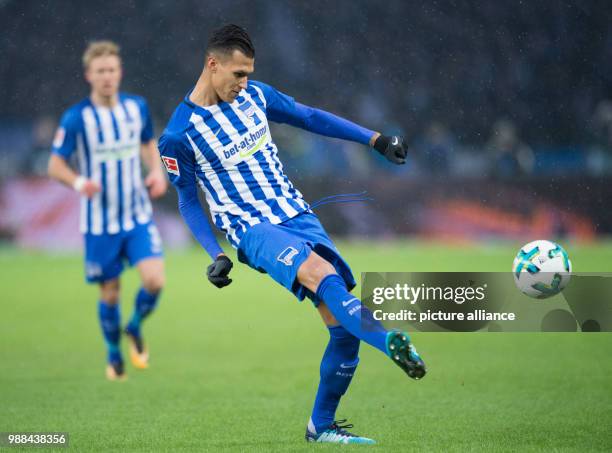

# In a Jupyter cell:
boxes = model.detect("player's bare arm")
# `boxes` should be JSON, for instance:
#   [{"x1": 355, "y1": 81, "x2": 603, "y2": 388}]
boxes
[
  {"x1": 140, "y1": 139, "x2": 168, "y2": 199},
  {"x1": 47, "y1": 153, "x2": 101, "y2": 198}
]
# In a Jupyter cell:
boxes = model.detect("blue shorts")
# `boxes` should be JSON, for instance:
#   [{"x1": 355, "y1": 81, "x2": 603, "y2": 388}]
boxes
[
  {"x1": 237, "y1": 212, "x2": 355, "y2": 304},
  {"x1": 84, "y1": 222, "x2": 163, "y2": 283}
]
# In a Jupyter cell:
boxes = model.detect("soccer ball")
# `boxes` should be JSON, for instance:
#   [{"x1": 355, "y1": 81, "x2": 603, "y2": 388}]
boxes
[{"x1": 512, "y1": 240, "x2": 572, "y2": 299}]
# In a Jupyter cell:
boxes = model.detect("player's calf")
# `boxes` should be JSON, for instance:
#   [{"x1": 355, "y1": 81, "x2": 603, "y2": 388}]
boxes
[
  {"x1": 98, "y1": 299, "x2": 124, "y2": 378},
  {"x1": 125, "y1": 287, "x2": 159, "y2": 369},
  {"x1": 314, "y1": 274, "x2": 388, "y2": 353},
  {"x1": 310, "y1": 326, "x2": 360, "y2": 433}
]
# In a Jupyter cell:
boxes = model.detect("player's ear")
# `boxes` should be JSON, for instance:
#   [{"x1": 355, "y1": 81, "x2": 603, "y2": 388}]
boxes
[{"x1": 206, "y1": 54, "x2": 217, "y2": 73}]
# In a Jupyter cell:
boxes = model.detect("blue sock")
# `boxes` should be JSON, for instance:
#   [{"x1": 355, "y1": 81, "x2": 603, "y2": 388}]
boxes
[
  {"x1": 310, "y1": 325, "x2": 360, "y2": 433},
  {"x1": 98, "y1": 301, "x2": 122, "y2": 363},
  {"x1": 315, "y1": 274, "x2": 388, "y2": 354},
  {"x1": 126, "y1": 287, "x2": 160, "y2": 338}
]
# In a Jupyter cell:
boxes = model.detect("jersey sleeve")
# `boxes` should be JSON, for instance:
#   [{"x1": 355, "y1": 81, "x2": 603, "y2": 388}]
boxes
[
  {"x1": 139, "y1": 98, "x2": 154, "y2": 142},
  {"x1": 250, "y1": 81, "x2": 375, "y2": 145},
  {"x1": 158, "y1": 132, "x2": 195, "y2": 188},
  {"x1": 51, "y1": 108, "x2": 80, "y2": 159},
  {"x1": 249, "y1": 80, "x2": 297, "y2": 124},
  {"x1": 158, "y1": 131, "x2": 223, "y2": 259}
]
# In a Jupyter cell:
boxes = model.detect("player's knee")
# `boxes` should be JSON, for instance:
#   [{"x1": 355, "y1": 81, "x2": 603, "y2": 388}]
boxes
[
  {"x1": 102, "y1": 293, "x2": 120, "y2": 304},
  {"x1": 298, "y1": 252, "x2": 336, "y2": 292},
  {"x1": 142, "y1": 272, "x2": 165, "y2": 294},
  {"x1": 317, "y1": 302, "x2": 340, "y2": 327},
  {"x1": 100, "y1": 280, "x2": 120, "y2": 304}
]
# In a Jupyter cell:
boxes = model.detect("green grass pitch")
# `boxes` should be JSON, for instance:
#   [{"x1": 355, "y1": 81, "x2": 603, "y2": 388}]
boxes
[{"x1": 1, "y1": 241, "x2": 611, "y2": 452}]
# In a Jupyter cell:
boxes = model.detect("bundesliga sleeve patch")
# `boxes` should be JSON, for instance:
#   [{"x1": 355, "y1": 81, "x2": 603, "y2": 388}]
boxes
[{"x1": 162, "y1": 156, "x2": 180, "y2": 176}]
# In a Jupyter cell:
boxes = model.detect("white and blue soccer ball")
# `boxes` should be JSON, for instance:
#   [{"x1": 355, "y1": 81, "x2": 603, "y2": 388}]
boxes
[{"x1": 512, "y1": 240, "x2": 572, "y2": 299}]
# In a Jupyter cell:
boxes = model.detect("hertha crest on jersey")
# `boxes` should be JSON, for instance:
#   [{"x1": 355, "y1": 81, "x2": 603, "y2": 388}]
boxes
[{"x1": 237, "y1": 99, "x2": 261, "y2": 125}]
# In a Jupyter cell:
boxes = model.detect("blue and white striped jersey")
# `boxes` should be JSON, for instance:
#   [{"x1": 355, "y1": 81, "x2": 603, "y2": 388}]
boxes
[
  {"x1": 52, "y1": 94, "x2": 154, "y2": 235},
  {"x1": 158, "y1": 81, "x2": 310, "y2": 248}
]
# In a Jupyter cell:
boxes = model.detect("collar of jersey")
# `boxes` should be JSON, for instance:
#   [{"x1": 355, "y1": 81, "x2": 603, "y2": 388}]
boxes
[
  {"x1": 88, "y1": 94, "x2": 123, "y2": 110},
  {"x1": 183, "y1": 87, "x2": 243, "y2": 110}
]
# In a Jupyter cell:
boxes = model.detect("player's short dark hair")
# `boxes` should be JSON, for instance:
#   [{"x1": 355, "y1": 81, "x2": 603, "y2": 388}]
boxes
[{"x1": 206, "y1": 24, "x2": 255, "y2": 59}]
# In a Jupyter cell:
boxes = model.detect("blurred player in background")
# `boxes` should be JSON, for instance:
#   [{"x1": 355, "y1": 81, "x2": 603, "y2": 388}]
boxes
[
  {"x1": 48, "y1": 41, "x2": 167, "y2": 380},
  {"x1": 159, "y1": 25, "x2": 426, "y2": 444}
]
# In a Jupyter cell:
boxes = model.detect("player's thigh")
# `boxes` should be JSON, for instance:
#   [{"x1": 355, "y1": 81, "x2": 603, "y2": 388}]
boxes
[
  {"x1": 285, "y1": 212, "x2": 357, "y2": 294},
  {"x1": 136, "y1": 257, "x2": 165, "y2": 293},
  {"x1": 99, "y1": 278, "x2": 120, "y2": 304},
  {"x1": 297, "y1": 251, "x2": 337, "y2": 294}
]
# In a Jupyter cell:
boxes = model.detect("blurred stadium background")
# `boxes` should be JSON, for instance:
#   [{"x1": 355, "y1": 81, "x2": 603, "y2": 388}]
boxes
[
  {"x1": 1, "y1": 0, "x2": 611, "y2": 248},
  {"x1": 1, "y1": 1, "x2": 612, "y2": 451}
]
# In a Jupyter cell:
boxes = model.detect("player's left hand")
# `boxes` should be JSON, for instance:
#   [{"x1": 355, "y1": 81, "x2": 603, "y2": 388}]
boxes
[
  {"x1": 145, "y1": 170, "x2": 168, "y2": 199},
  {"x1": 207, "y1": 255, "x2": 233, "y2": 288},
  {"x1": 373, "y1": 135, "x2": 408, "y2": 165}
]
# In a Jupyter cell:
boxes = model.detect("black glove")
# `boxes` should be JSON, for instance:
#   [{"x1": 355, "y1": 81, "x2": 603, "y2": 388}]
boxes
[
  {"x1": 206, "y1": 255, "x2": 233, "y2": 288},
  {"x1": 373, "y1": 135, "x2": 408, "y2": 164}
]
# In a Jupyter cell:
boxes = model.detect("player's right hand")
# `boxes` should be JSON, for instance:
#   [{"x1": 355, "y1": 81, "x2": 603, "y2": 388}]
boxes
[
  {"x1": 82, "y1": 180, "x2": 101, "y2": 198},
  {"x1": 74, "y1": 177, "x2": 101, "y2": 198},
  {"x1": 207, "y1": 255, "x2": 233, "y2": 288},
  {"x1": 145, "y1": 170, "x2": 168, "y2": 199},
  {"x1": 373, "y1": 135, "x2": 408, "y2": 165}
]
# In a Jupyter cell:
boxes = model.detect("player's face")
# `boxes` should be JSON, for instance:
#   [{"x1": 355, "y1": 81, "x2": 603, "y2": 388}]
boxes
[
  {"x1": 210, "y1": 50, "x2": 254, "y2": 103},
  {"x1": 85, "y1": 55, "x2": 122, "y2": 98}
]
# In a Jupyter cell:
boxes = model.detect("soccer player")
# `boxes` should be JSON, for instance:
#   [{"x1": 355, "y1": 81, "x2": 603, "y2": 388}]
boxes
[
  {"x1": 48, "y1": 41, "x2": 167, "y2": 380},
  {"x1": 159, "y1": 25, "x2": 426, "y2": 444}
]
